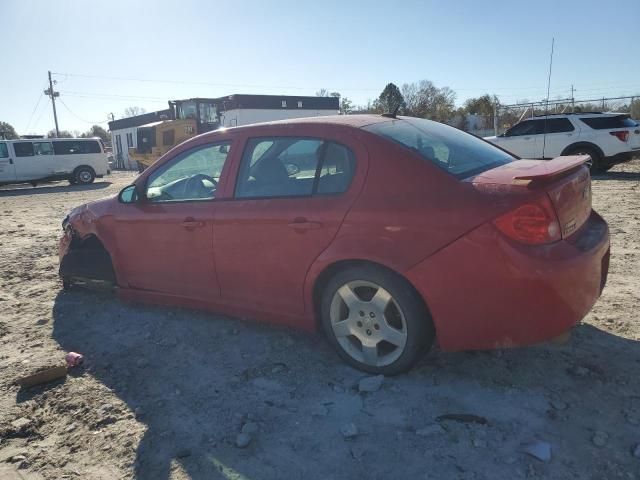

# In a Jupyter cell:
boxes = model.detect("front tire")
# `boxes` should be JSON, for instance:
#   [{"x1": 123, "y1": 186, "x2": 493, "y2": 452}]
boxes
[
  {"x1": 74, "y1": 167, "x2": 95, "y2": 185},
  {"x1": 320, "y1": 265, "x2": 435, "y2": 375}
]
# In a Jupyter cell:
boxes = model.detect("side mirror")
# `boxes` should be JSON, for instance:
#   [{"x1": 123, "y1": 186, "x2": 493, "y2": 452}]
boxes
[{"x1": 118, "y1": 184, "x2": 139, "y2": 204}]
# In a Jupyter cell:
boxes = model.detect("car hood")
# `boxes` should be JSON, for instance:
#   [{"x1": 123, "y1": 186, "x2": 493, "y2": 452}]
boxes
[{"x1": 67, "y1": 194, "x2": 117, "y2": 227}]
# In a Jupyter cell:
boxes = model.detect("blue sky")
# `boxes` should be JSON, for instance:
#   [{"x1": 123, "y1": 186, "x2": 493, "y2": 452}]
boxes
[{"x1": 3, "y1": 0, "x2": 639, "y2": 134}]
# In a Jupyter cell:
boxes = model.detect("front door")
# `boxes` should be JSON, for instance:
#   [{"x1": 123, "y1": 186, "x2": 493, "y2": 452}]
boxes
[
  {"x1": 213, "y1": 135, "x2": 363, "y2": 316},
  {"x1": 0, "y1": 142, "x2": 16, "y2": 183},
  {"x1": 114, "y1": 141, "x2": 232, "y2": 300},
  {"x1": 496, "y1": 119, "x2": 539, "y2": 159}
]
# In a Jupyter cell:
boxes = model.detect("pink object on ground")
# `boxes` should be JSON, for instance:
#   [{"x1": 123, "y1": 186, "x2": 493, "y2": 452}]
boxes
[{"x1": 65, "y1": 352, "x2": 84, "y2": 368}]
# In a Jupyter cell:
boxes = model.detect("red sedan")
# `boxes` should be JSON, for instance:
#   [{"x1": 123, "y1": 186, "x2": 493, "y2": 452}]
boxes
[{"x1": 59, "y1": 115, "x2": 610, "y2": 374}]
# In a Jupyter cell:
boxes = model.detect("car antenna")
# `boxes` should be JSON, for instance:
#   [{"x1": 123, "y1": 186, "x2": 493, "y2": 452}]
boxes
[
  {"x1": 542, "y1": 37, "x2": 554, "y2": 159},
  {"x1": 381, "y1": 103, "x2": 402, "y2": 119}
]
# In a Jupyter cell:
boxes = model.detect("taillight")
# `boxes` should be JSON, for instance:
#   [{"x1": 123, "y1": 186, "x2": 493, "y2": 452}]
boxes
[
  {"x1": 610, "y1": 130, "x2": 629, "y2": 142},
  {"x1": 493, "y1": 195, "x2": 561, "y2": 245}
]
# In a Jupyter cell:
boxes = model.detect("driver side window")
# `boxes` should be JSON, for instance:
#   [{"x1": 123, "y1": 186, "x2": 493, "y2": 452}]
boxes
[{"x1": 146, "y1": 142, "x2": 231, "y2": 202}]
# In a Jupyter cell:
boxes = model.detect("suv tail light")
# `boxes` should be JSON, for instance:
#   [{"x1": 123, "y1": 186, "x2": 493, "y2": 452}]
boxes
[
  {"x1": 610, "y1": 130, "x2": 629, "y2": 142},
  {"x1": 493, "y1": 195, "x2": 561, "y2": 245}
]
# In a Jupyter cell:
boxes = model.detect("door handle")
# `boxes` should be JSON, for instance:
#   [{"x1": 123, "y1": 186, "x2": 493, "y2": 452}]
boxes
[
  {"x1": 9, "y1": 158, "x2": 13, "y2": 164},
  {"x1": 287, "y1": 217, "x2": 323, "y2": 230},
  {"x1": 181, "y1": 218, "x2": 204, "y2": 229}
]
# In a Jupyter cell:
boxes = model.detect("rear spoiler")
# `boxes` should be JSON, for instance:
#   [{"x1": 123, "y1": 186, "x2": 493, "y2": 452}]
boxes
[
  {"x1": 467, "y1": 155, "x2": 590, "y2": 188},
  {"x1": 512, "y1": 155, "x2": 590, "y2": 181}
]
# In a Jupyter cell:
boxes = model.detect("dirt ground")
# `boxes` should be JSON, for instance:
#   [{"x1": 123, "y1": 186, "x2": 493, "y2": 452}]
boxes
[{"x1": 0, "y1": 162, "x2": 639, "y2": 480}]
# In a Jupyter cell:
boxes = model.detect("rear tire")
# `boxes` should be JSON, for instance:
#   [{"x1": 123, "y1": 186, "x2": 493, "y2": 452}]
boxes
[
  {"x1": 74, "y1": 166, "x2": 95, "y2": 185},
  {"x1": 320, "y1": 265, "x2": 435, "y2": 375},
  {"x1": 566, "y1": 146, "x2": 603, "y2": 172}
]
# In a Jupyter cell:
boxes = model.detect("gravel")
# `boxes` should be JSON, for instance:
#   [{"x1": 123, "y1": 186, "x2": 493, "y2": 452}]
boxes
[{"x1": 1, "y1": 164, "x2": 639, "y2": 479}]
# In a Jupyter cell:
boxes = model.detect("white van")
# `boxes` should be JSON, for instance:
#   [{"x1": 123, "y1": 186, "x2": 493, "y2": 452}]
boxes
[{"x1": 0, "y1": 138, "x2": 110, "y2": 187}]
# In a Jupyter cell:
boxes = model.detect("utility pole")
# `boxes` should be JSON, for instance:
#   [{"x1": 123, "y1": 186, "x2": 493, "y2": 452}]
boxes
[
  {"x1": 570, "y1": 85, "x2": 575, "y2": 112},
  {"x1": 44, "y1": 71, "x2": 60, "y2": 137},
  {"x1": 109, "y1": 113, "x2": 115, "y2": 122}
]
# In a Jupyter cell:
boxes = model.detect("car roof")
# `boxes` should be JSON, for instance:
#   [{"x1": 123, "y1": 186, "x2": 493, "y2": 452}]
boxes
[
  {"x1": 2, "y1": 137, "x2": 101, "y2": 142},
  {"x1": 532, "y1": 112, "x2": 628, "y2": 119},
  {"x1": 220, "y1": 114, "x2": 391, "y2": 131}
]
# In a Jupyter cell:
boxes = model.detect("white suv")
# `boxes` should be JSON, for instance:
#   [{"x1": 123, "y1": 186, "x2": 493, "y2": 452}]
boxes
[{"x1": 485, "y1": 113, "x2": 640, "y2": 171}]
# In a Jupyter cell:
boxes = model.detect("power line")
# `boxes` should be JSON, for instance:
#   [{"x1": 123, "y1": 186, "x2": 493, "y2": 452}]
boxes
[
  {"x1": 58, "y1": 98, "x2": 108, "y2": 124},
  {"x1": 59, "y1": 90, "x2": 167, "y2": 101},
  {"x1": 24, "y1": 90, "x2": 45, "y2": 132}
]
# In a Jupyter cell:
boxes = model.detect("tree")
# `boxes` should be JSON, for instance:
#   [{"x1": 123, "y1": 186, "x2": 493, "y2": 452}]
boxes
[
  {"x1": 340, "y1": 97, "x2": 354, "y2": 115},
  {"x1": 0, "y1": 121, "x2": 18, "y2": 139},
  {"x1": 375, "y1": 83, "x2": 404, "y2": 114},
  {"x1": 123, "y1": 106, "x2": 146, "y2": 118},
  {"x1": 315, "y1": 89, "x2": 329, "y2": 97},
  {"x1": 463, "y1": 94, "x2": 498, "y2": 129},
  {"x1": 400, "y1": 80, "x2": 456, "y2": 121},
  {"x1": 47, "y1": 129, "x2": 74, "y2": 138},
  {"x1": 80, "y1": 125, "x2": 109, "y2": 142}
]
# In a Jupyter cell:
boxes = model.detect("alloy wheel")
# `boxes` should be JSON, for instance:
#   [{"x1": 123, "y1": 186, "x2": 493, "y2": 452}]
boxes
[{"x1": 329, "y1": 280, "x2": 408, "y2": 367}]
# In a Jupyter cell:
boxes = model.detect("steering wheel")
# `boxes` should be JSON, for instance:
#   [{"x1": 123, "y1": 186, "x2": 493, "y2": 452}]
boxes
[{"x1": 184, "y1": 173, "x2": 218, "y2": 198}]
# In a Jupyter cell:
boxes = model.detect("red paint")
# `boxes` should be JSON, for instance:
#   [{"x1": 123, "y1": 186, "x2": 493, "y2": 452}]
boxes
[{"x1": 60, "y1": 115, "x2": 610, "y2": 351}]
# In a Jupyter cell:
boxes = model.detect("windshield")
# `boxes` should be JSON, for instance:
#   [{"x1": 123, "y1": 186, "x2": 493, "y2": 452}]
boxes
[{"x1": 364, "y1": 117, "x2": 515, "y2": 179}]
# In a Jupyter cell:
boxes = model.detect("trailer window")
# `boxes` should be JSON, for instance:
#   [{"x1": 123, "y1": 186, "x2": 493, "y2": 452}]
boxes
[{"x1": 14, "y1": 142, "x2": 35, "y2": 157}]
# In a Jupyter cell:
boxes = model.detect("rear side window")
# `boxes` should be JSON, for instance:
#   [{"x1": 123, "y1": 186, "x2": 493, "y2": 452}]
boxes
[
  {"x1": 580, "y1": 116, "x2": 638, "y2": 129},
  {"x1": 236, "y1": 137, "x2": 356, "y2": 198},
  {"x1": 0, "y1": 143, "x2": 8, "y2": 158},
  {"x1": 543, "y1": 118, "x2": 574, "y2": 133},
  {"x1": 317, "y1": 142, "x2": 356, "y2": 194},
  {"x1": 364, "y1": 118, "x2": 514, "y2": 179},
  {"x1": 14, "y1": 142, "x2": 34, "y2": 157},
  {"x1": 53, "y1": 140, "x2": 101, "y2": 155},
  {"x1": 33, "y1": 142, "x2": 54, "y2": 155}
]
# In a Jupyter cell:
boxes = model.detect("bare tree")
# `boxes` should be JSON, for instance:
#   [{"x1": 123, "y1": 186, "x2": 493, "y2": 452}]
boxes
[{"x1": 123, "y1": 107, "x2": 147, "y2": 118}]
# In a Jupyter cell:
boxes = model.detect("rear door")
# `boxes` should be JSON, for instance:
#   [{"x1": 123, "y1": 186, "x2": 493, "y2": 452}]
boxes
[
  {"x1": 212, "y1": 130, "x2": 366, "y2": 316},
  {"x1": 0, "y1": 142, "x2": 16, "y2": 183},
  {"x1": 533, "y1": 118, "x2": 577, "y2": 159}
]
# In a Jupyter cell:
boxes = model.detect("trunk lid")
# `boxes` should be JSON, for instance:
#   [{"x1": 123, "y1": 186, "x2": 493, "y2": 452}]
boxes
[{"x1": 467, "y1": 156, "x2": 592, "y2": 239}]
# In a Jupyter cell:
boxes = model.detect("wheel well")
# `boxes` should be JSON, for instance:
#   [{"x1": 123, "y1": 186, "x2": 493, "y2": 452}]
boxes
[
  {"x1": 73, "y1": 165, "x2": 96, "y2": 176},
  {"x1": 60, "y1": 234, "x2": 116, "y2": 283},
  {"x1": 311, "y1": 259, "x2": 432, "y2": 331},
  {"x1": 561, "y1": 142, "x2": 604, "y2": 159}
]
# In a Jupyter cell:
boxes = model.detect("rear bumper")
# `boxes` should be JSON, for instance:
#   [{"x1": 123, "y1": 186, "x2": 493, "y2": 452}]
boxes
[{"x1": 406, "y1": 211, "x2": 610, "y2": 351}]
